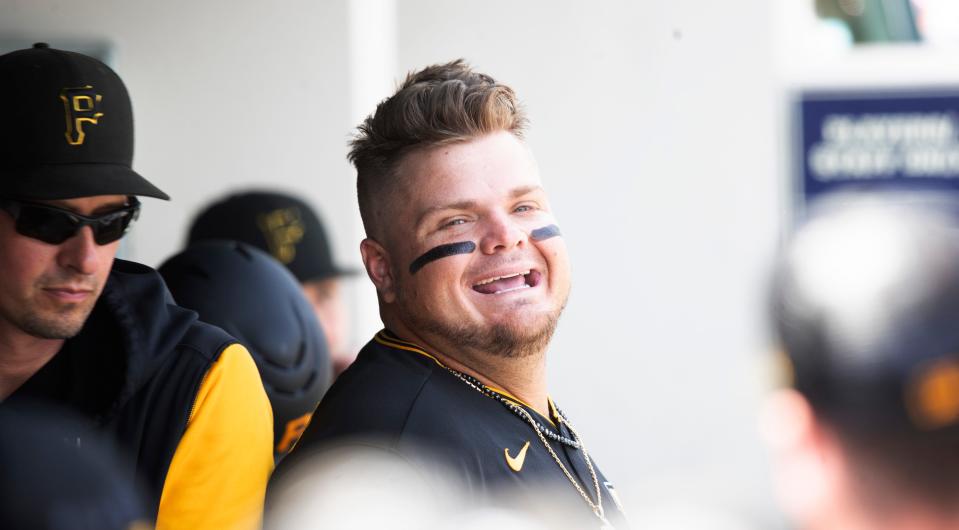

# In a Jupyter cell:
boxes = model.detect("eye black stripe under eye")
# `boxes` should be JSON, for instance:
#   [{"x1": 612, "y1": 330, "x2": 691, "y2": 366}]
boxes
[
  {"x1": 531, "y1": 224, "x2": 561, "y2": 241},
  {"x1": 409, "y1": 241, "x2": 477, "y2": 274}
]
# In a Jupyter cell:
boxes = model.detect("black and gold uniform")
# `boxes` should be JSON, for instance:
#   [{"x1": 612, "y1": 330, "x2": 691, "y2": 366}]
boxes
[
  {"x1": 281, "y1": 330, "x2": 629, "y2": 528},
  {"x1": 5, "y1": 259, "x2": 274, "y2": 530}
]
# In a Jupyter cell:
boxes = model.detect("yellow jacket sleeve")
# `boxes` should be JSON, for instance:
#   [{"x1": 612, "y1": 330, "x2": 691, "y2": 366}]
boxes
[{"x1": 156, "y1": 343, "x2": 274, "y2": 530}]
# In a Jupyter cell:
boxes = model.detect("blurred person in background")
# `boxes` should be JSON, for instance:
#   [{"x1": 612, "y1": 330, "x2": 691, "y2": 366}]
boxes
[
  {"x1": 159, "y1": 241, "x2": 333, "y2": 463},
  {"x1": 188, "y1": 190, "x2": 358, "y2": 375},
  {"x1": 0, "y1": 44, "x2": 273, "y2": 529},
  {"x1": 273, "y1": 60, "x2": 628, "y2": 529},
  {"x1": 764, "y1": 193, "x2": 959, "y2": 530}
]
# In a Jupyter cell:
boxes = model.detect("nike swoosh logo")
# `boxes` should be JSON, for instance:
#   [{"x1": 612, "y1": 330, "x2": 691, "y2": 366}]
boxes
[{"x1": 504, "y1": 440, "x2": 531, "y2": 472}]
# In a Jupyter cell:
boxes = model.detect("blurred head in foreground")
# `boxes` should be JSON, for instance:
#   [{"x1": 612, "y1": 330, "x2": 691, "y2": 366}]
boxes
[
  {"x1": 0, "y1": 405, "x2": 148, "y2": 530},
  {"x1": 268, "y1": 444, "x2": 590, "y2": 530},
  {"x1": 765, "y1": 193, "x2": 959, "y2": 530}
]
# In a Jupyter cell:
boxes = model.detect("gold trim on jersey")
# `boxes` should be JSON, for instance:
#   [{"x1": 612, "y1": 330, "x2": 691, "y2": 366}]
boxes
[{"x1": 373, "y1": 330, "x2": 558, "y2": 427}]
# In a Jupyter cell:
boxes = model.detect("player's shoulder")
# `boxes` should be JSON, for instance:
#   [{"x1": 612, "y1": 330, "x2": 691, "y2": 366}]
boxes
[
  {"x1": 103, "y1": 258, "x2": 237, "y2": 364},
  {"x1": 308, "y1": 337, "x2": 439, "y2": 441},
  {"x1": 175, "y1": 318, "x2": 238, "y2": 363}
]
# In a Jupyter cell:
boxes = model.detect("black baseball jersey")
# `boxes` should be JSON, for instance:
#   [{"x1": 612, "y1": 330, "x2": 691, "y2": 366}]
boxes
[{"x1": 279, "y1": 330, "x2": 629, "y2": 528}]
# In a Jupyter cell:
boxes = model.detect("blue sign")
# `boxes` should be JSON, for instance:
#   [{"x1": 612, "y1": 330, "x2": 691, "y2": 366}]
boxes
[{"x1": 798, "y1": 90, "x2": 959, "y2": 205}]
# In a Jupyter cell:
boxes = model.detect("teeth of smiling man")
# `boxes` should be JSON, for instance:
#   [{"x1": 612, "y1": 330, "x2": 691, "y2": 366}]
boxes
[
  {"x1": 473, "y1": 270, "x2": 531, "y2": 287},
  {"x1": 494, "y1": 284, "x2": 531, "y2": 294}
]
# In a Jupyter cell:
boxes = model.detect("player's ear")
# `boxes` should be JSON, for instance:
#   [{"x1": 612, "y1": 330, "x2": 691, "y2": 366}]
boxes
[{"x1": 361, "y1": 238, "x2": 396, "y2": 304}]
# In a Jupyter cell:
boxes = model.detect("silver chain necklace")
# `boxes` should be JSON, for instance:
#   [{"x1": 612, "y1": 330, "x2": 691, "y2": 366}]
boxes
[{"x1": 445, "y1": 367, "x2": 613, "y2": 529}]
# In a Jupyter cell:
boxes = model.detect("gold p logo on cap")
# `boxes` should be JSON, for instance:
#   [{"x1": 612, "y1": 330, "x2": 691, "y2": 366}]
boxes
[
  {"x1": 257, "y1": 207, "x2": 305, "y2": 264},
  {"x1": 60, "y1": 86, "x2": 103, "y2": 146}
]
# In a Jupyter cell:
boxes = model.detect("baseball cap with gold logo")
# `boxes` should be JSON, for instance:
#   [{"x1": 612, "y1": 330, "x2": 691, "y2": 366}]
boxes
[
  {"x1": 188, "y1": 191, "x2": 356, "y2": 283},
  {"x1": 0, "y1": 43, "x2": 168, "y2": 200}
]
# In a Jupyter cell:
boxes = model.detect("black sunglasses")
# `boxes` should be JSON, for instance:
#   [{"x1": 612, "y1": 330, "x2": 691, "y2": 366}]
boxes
[{"x1": 0, "y1": 197, "x2": 140, "y2": 245}]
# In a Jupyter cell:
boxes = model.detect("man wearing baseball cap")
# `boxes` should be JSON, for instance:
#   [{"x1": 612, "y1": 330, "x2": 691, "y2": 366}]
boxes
[
  {"x1": 188, "y1": 191, "x2": 358, "y2": 375},
  {"x1": 766, "y1": 194, "x2": 959, "y2": 530},
  {"x1": 0, "y1": 43, "x2": 273, "y2": 529}
]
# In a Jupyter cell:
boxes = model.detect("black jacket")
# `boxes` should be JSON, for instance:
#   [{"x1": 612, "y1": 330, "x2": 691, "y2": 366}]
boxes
[{"x1": 7, "y1": 259, "x2": 237, "y2": 517}]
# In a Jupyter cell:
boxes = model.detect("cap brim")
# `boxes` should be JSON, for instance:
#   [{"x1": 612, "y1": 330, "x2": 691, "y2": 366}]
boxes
[
  {"x1": 0, "y1": 163, "x2": 170, "y2": 200},
  {"x1": 333, "y1": 265, "x2": 362, "y2": 277},
  {"x1": 302, "y1": 265, "x2": 362, "y2": 284}
]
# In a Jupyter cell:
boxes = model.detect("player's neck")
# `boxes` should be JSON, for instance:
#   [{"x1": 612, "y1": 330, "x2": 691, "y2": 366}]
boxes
[
  {"x1": 388, "y1": 324, "x2": 550, "y2": 417},
  {"x1": 0, "y1": 325, "x2": 64, "y2": 400},
  {"x1": 440, "y1": 348, "x2": 549, "y2": 418}
]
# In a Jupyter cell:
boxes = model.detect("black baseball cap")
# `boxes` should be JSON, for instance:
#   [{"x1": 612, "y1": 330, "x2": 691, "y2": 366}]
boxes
[
  {"x1": 0, "y1": 43, "x2": 169, "y2": 200},
  {"x1": 188, "y1": 190, "x2": 355, "y2": 283},
  {"x1": 772, "y1": 192, "x2": 959, "y2": 437}
]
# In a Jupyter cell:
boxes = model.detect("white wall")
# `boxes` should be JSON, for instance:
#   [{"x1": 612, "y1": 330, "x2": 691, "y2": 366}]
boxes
[
  {"x1": 0, "y1": 0, "x2": 359, "y2": 284},
  {"x1": 396, "y1": 0, "x2": 780, "y2": 519},
  {"x1": 2, "y1": 0, "x2": 787, "y2": 523},
  {"x1": 0, "y1": 0, "x2": 385, "y2": 354}
]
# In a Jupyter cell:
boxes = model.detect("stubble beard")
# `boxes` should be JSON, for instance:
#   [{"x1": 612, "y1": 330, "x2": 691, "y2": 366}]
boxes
[
  {"x1": 6, "y1": 278, "x2": 102, "y2": 340},
  {"x1": 15, "y1": 301, "x2": 94, "y2": 339},
  {"x1": 403, "y1": 296, "x2": 566, "y2": 359}
]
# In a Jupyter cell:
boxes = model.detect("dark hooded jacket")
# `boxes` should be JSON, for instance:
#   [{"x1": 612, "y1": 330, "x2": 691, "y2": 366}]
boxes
[{"x1": 6, "y1": 259, "x2": 237, "y2": 517}]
